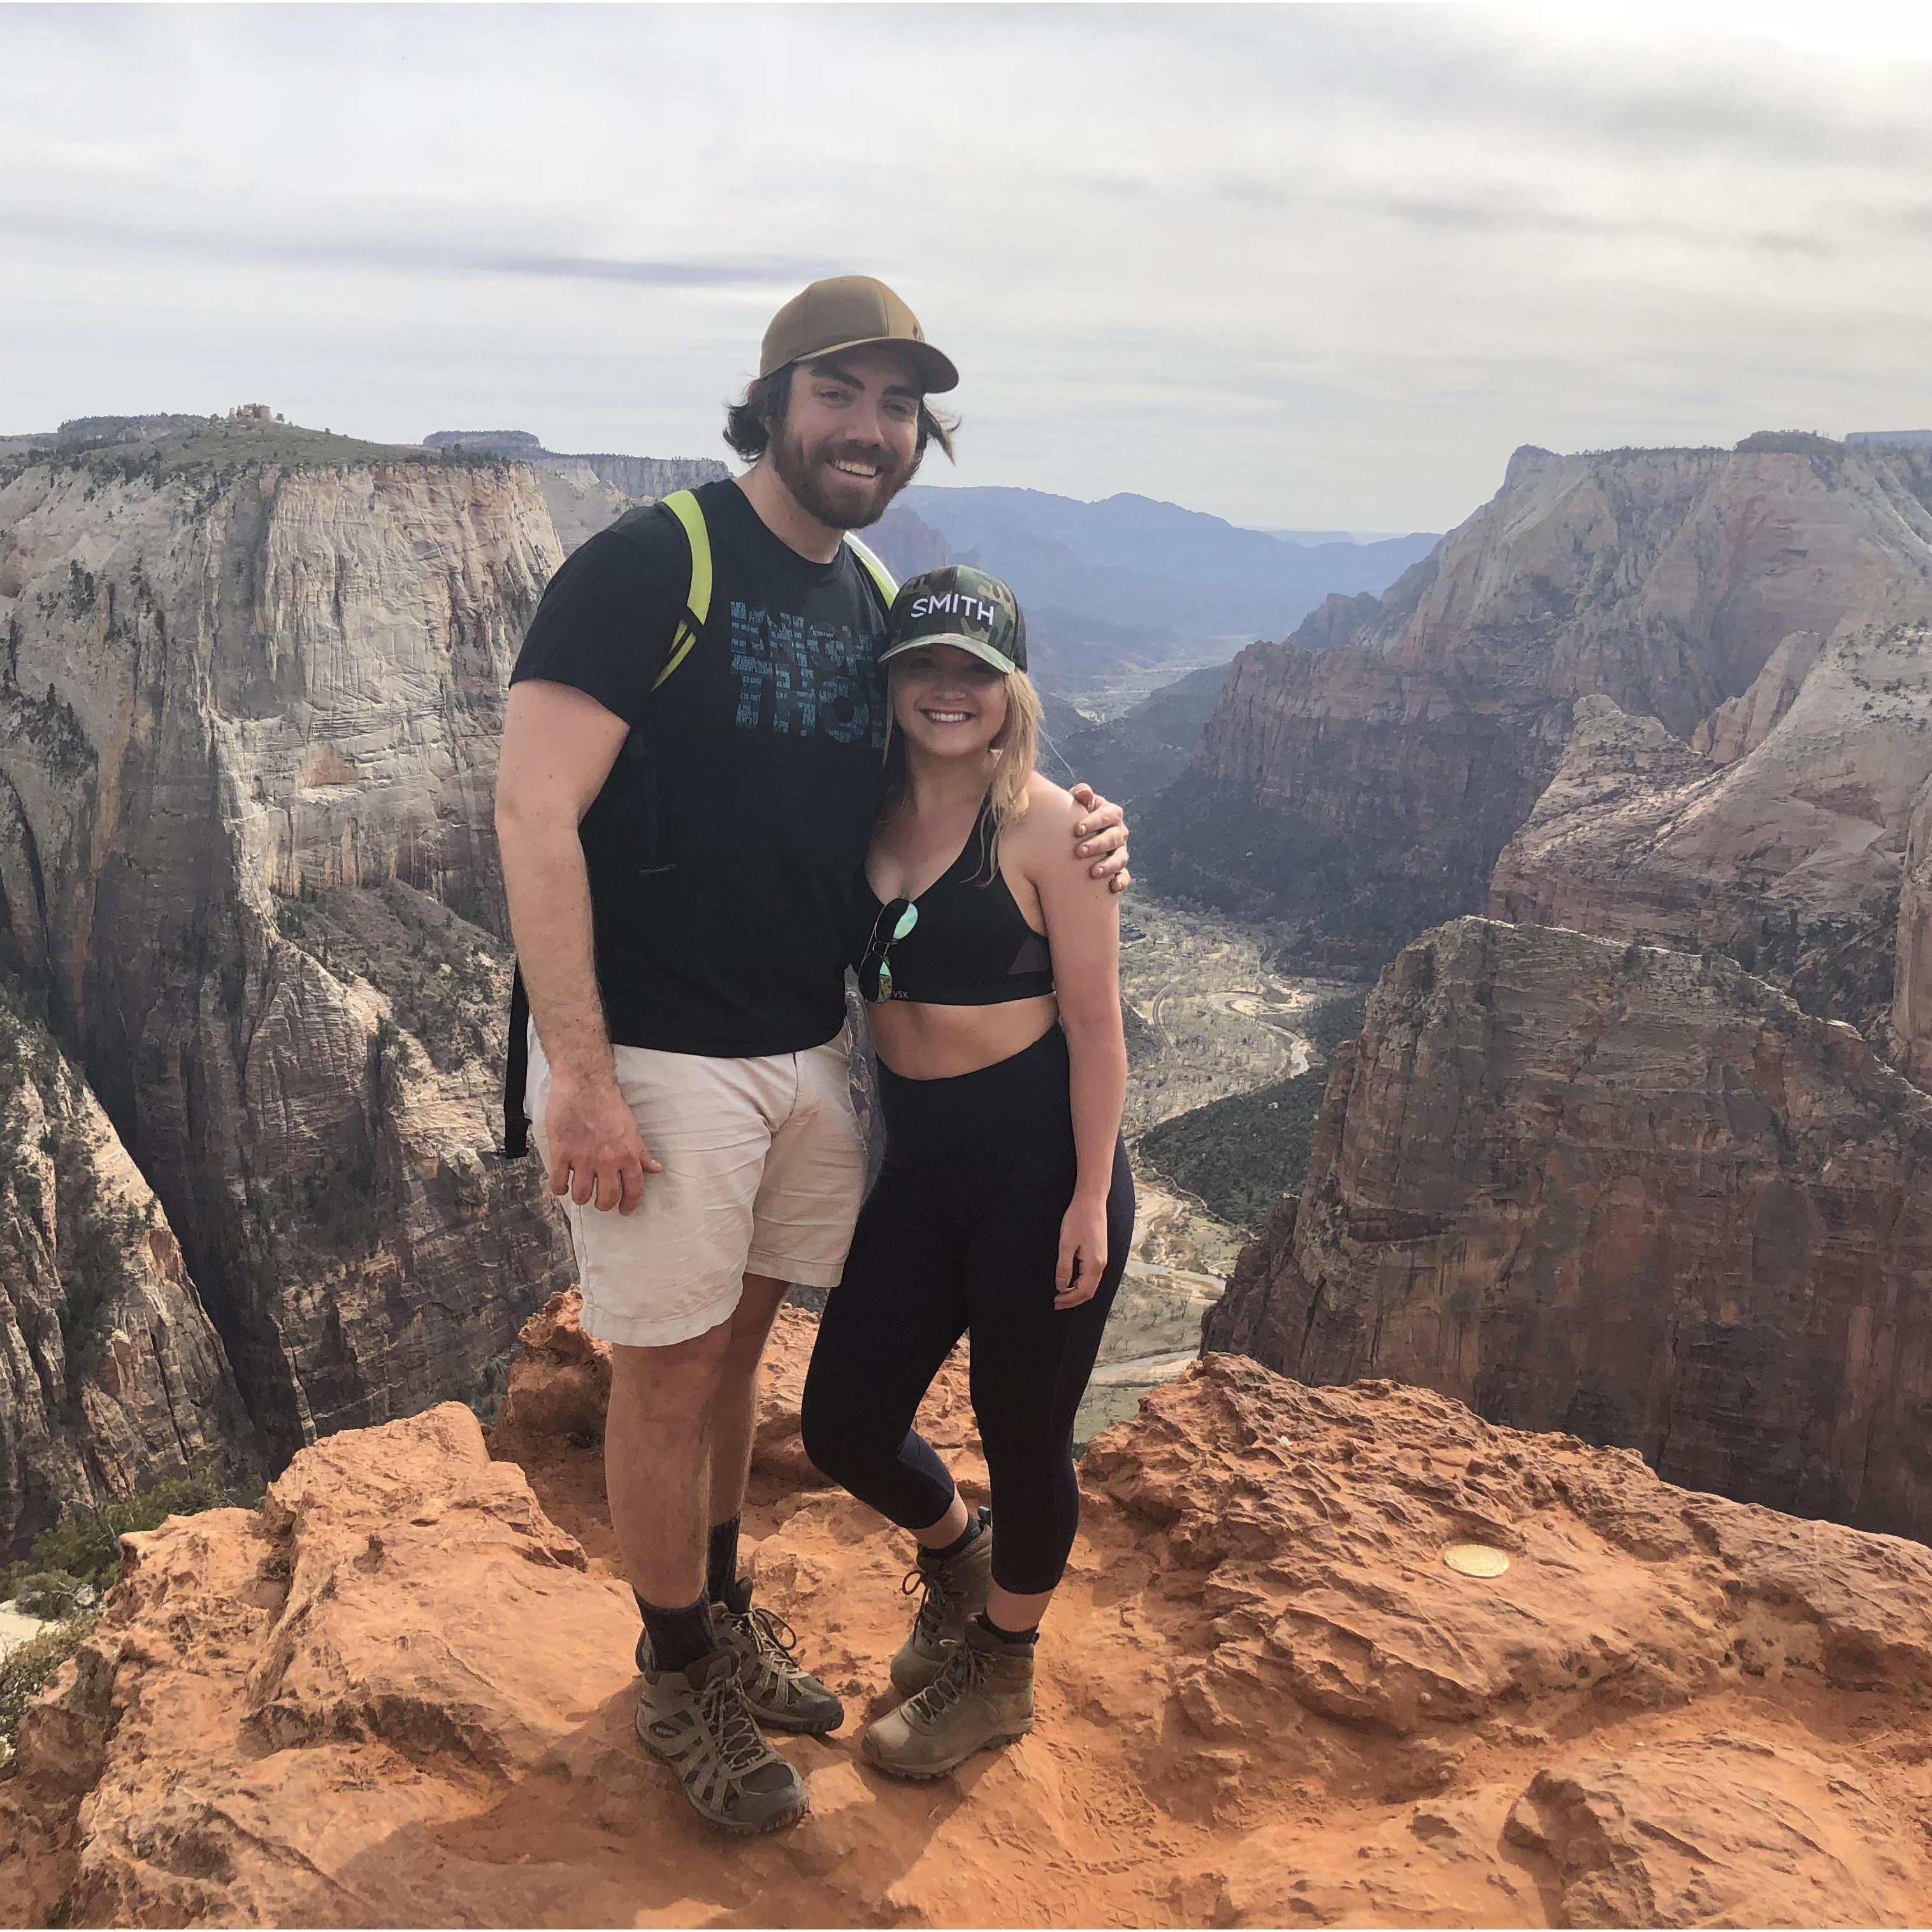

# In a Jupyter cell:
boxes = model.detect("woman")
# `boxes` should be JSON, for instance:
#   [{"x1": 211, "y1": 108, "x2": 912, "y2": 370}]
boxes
[{"x1": 800, "y1": 565, "x2": 1134, "y2": 1780}]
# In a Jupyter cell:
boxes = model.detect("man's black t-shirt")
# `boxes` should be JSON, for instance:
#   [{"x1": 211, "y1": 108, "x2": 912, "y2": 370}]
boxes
[{"x1": 510, "y1": 478, "x2": 890, "y2": 1056}]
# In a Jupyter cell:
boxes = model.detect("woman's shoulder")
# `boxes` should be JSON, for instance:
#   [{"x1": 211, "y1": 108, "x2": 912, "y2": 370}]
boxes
[
  {"x1": 1008, "y1": 772, "x2": 1080, "y2": 850},
  {"x1": 1024, "y1": 769, "x2": 1079, "y2": 821},
  {"x1": 1006, "y1": 772, "x2": 1103, "y2": 890}
]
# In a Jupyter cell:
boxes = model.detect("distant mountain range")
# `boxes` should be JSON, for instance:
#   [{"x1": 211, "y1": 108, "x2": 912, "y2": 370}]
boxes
[
  {"x1": 1262, "y1": 528, "x2": 1411, "y2": 545},
  {"x1": 864, "y1": 486, "x2": 1438, "y2": 709}
]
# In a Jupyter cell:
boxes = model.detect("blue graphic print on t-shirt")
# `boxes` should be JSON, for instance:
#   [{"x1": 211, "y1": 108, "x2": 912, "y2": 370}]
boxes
[{"x1": 730, "y1": 601, "x2": 886, "y2": 747}]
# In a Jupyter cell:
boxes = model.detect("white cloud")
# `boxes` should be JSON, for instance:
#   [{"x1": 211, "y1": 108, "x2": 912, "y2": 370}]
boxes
[{"x1": 3, "y1": 2, "x2": 1929, "y2": 531}]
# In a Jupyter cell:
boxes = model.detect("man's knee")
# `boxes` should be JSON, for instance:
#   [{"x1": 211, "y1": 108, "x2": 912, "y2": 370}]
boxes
[
  {"x1": 723, "y1": 1274, "x2": 789, "y2": 1360},
  {"x1": 609, "y1": 1322, "x2": 736, "y2": 1430}
]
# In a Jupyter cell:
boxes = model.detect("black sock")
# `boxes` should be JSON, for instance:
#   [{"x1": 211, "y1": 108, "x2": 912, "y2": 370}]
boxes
[
  {"x1": 637, "y1": 1591, "x2": 717, "y2": 1673},
  {"x1": 928, "y1": 1507, "x2": 986, "y2": 1565},
  {"x1": 974, "y1": 1610, "x2": 1038, "y2": 1647},
  {"x1": 706, "y1": 1516, "x2": 741, "y2": 1604}
]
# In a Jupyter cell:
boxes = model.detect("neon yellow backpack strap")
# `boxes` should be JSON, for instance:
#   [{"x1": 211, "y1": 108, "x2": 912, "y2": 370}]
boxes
[
  {"x1": 652, "y1": 489, "x2": 713, "y2": 693},
  {"x1": 844, "y1": 533, "x2": 898, "y2": 609}
]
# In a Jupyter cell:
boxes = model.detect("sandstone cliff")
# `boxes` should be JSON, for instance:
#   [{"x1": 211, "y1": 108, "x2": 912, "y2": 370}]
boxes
[
  {"x1": 0, "y1": 981, "x2": 252, "y2": 1550},
  {"x1": 420, "y1": 429, "x2": 727, "y2": 503},
  {"x1": 415, "y1": 435, "x2": 730, "y2": 554},
  {"x1": 1893, "y1": 775, "x2": 1932, "y2": 1085},
  {"x1": 1489, "y1": 614, "x2": 1932, "y2": 1041},
  {"x1": 6, "y1": 1292, "x2": 1932, "y2": 1926},
  {"x1": 1204, "y1": 916, "x2": 1932, "y2": 1542},
  {"x1": 0, "y1": 423, "x2": 575, "y2": 1497},
  {"x1": 1140, "y1": 440, "x2": 1932, "y2": 967}
]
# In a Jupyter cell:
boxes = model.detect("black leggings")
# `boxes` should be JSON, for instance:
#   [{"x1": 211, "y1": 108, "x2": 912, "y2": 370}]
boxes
[{"x1": 801, "y1": 1025, "x2": 1134, "y2": 1596}]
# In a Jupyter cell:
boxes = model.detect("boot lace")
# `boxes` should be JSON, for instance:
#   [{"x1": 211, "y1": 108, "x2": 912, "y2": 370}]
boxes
[
  {"x1": 695, "y1": 1665, "x2": 771, "y2": 1775},
  {"x1": 902, "y1": 1552, "x2": 972, "y2": 1643},
  {"x1": 904, "y1": 1632, "x2": 993, "y2": 1727},
  {"x1": 730, "y1": 1599, "x2": 807, "y2": 1676},
  {"x1": 739, "y1": 1603, "x2": 801, "y2": 1668}
]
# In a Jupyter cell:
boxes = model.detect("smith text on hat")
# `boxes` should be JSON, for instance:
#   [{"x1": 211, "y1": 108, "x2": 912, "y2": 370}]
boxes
[{"x1": 910, "y1": 591, "x2": 1000, "y2": 628}]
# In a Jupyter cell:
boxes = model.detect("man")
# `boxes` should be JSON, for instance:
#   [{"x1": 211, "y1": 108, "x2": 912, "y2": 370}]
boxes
[{"x1": 494, "y1": 275, "x2": 1128, "y2": 1835}]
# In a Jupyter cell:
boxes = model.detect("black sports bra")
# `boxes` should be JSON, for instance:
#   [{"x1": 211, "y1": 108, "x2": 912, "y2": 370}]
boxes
[{"x1": 856, "y1": 804, "x2": 1055, "y2": 1006}]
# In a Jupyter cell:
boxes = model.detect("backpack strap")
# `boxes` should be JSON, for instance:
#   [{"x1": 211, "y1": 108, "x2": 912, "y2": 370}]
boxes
[
  {"x1": 844, "y1": 532, "x2": 897, "y2": 610},
  {"x1": 500, "y1": 964, "x2": 532, "y2": 1159},
  {"x1": 653, "y1": 489, "x2": 714, "y2": 691}
]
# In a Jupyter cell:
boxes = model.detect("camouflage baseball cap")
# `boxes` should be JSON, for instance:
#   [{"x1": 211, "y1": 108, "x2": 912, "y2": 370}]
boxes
[{"x1": 879, "y1": 566, "x2": 1028, "y2": 675}]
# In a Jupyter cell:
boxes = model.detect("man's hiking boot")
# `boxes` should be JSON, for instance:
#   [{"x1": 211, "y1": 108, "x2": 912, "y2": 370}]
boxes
[
  {"x1": 633, "y1": 1647, "x2": 809, "y2": 1833},
  {"x1": 712, "y1": 1576, "x2": 844, "y2": 1734},
  {"x1": 863, "y1": 1615, "x2": 1035, "y2": 1780},
  {"x1": 891, "y1": 1507, "x2": 993, "y2": 1696}
]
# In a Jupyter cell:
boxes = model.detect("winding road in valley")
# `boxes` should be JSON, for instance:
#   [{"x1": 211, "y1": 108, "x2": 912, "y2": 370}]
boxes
[{"x1": 1145, "y1": 977, "x2": 1311, "y2": 1079}]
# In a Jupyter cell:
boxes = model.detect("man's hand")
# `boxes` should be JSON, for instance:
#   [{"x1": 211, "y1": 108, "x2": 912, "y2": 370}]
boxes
[
  {"x1": 545, "y1": 1067, "x2": 661, "y2": 1215},
  {"x1": 1069, "y1": 782, "x2": 1130, "y2": 895}
]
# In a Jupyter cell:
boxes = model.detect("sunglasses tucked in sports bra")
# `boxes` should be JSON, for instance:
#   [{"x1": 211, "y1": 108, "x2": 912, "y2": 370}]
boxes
[{"x1": 856, "y1": 800, "x2": 1055, "y2": 1005}]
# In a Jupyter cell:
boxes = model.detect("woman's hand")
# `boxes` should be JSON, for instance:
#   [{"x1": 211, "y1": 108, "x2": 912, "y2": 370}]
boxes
[{"x1": 1055, "y1": 1193, "x2": 1111, "y2": 1309}]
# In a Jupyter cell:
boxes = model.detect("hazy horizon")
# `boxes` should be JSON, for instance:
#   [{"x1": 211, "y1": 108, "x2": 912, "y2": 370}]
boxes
[{"x1": 7, "y1": 2, "x2": 1932, "y2": 532}]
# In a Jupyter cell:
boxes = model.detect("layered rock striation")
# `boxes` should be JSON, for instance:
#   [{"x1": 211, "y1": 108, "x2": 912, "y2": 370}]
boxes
[
  {"x1": 0, "y1": 429, "x2": 575, "y2": 1493},
  {"x1": 1141, "y1": 440, "x2": 1932, "y2": 967},
  {"x1": 7, "y1": 1296, "x2": 1932, "y2": 1925},
  {"x1": 1206, "y1": 916, "x2": 1932, "y2": 1543},
  {"x1": 0, "y1": 981, "x2": 252, "y2": 1550}
]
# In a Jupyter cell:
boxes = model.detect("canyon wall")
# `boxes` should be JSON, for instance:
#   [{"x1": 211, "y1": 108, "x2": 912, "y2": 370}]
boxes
[
  {"x1": 1205, "y1": 916, "x2": 1932, "y2": 1541},
  {"x1": 1893, "y1": 777, "x2": 1932, "y2": 1085},
  {"x1": 0, "y1": 981, "x2": 252, "y2": 1549},
  {"x1": 0, "y1": 432, "x2": 575, "y2": 1499},
  {"x1": 1141, "y1": 440, "x2": 1932, "y2": 968},
  {"x1": 1489, "y1": 615, "x2": 1932, "y2": 1039}
]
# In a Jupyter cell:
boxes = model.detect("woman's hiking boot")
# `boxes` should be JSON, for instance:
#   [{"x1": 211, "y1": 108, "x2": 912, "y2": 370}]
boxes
[
  {"x1": 863, "y1": 1615, "x2": 1035, "y2": 1780},
  {"x1": 891, "y1": 1507, "x2": 993, "y2": 1696},
  {"x1": 711, "y1": 1576, "x2": 845, "y2": 1734},
  {"x1": 633, "y1": 1647, "x2": 809, "y2": 1833}
]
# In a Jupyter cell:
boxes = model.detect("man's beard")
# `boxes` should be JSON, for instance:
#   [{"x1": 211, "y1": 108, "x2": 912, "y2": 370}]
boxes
[{"x1": 770, "y1": 424, "x2": 917, "y2": 531}]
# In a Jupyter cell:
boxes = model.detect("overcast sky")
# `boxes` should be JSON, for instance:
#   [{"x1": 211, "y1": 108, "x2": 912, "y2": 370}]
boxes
[{"x1": 6, "y1": 2, "x2": 1932, "y2": 533}]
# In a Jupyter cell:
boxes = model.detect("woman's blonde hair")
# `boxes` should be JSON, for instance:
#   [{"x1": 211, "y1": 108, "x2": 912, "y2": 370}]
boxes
[
  {"x1": 881, "y1": 667, "x2": 1045, "y2": 879},
  {"x1": 986, "y1": 670, "x2": 1043, "y2": 832}
]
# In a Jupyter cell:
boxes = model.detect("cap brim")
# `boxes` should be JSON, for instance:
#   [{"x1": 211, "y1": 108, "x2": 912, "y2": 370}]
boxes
[
  {"x1": 789, "y1": 335, "x2": 960, "y2": 394},
  {"x1": 878, "y1": 633, "x2": 1017, "y2": 673}
]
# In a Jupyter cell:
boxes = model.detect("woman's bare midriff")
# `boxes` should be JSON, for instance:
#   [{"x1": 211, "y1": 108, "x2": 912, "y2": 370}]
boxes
[{"x1": 867, "y1": 993, "x2": 1061, "y2": 1081}]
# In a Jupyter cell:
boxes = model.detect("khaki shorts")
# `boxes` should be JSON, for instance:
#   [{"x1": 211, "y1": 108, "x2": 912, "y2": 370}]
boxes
[{"x1": 524, "y1": 1022, "x2": 868, "y2": 1349}]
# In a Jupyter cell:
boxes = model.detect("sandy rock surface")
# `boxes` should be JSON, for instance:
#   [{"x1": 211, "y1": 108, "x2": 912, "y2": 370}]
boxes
[{"x1": 4, "y1": 1290, "x2": 1931, "y2": 1927}]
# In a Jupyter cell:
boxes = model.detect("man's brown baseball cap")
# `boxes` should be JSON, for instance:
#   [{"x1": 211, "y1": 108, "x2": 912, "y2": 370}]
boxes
[{"x1": 760, "y1": 275, "x2": 959, "y2": 394}]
